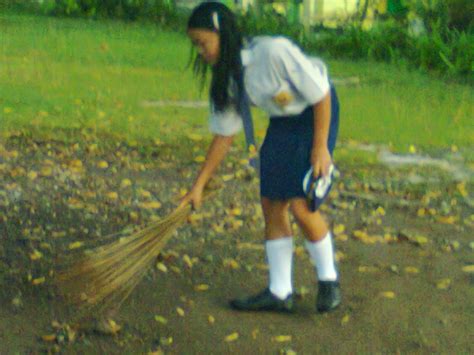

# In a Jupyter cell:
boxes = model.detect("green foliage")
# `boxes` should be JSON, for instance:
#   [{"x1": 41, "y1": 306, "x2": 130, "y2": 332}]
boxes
[
  {"x1": 7, "y1": 0, "x2": 473, "y2": 80},
  {"x1": 407, "y1": 0, "x2": 474, "y2": 33},
  {"x1": 38, "y1": 0, "x2": 183, "y2": 25},
  {"x1": 238, "y1": 6, "x2": 306, "y2": 41}
]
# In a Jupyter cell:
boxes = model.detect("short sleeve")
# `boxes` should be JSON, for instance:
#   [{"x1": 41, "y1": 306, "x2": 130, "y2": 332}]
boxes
[
  {"x1": 208, "y1": 104, "x2": 243, "y2": 136},
  {"x1": 272, "y1": 39, "x2": 330, "y2": 105}
]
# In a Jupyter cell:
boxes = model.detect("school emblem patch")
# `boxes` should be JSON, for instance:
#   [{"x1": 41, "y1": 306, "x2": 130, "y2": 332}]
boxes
[{"x1": 273, "y1": 91, "x2": 293, "y2": 107}]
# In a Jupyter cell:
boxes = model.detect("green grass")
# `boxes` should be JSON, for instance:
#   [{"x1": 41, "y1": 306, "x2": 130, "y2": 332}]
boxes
[{"x1": 1, "y1": 11, "x2": 473, "y2": 152}]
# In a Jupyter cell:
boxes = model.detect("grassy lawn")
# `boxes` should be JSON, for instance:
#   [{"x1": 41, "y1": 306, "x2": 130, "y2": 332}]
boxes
[{"x1": 1, "y1": 11, "x2": 473, "y2": 152}]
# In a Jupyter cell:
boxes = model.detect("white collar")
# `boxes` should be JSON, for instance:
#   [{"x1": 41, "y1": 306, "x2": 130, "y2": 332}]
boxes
[{"x1": 241, "y1": 49, "x2": 252, "y2": 67}]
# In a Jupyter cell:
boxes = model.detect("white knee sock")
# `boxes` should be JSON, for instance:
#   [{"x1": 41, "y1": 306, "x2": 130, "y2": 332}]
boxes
[
  {"x1": 305, "y1": 232, "x2": 338, "y2": 282},
  {"x1": 266, "y1": 236, "x2": 293, "y2": 299}
]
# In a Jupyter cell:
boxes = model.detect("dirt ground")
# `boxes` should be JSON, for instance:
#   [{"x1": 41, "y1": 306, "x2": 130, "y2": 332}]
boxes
[{"x1": 0, "y1": 131, "x2": 473, "y2": 354}]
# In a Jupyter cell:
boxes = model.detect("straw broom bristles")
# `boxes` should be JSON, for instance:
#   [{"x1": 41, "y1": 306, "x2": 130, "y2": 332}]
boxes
[{"x1": 56, "y1": 202, "x2": 193, "y2": 317}]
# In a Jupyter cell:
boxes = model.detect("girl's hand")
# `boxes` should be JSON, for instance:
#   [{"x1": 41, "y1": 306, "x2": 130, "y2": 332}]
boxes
[
  {"x1": 178, "y1": 185, "x2": 204, "y2": 211},
  {"x1": 311, "y1": 146, "x2": 332, "y2": 178}
]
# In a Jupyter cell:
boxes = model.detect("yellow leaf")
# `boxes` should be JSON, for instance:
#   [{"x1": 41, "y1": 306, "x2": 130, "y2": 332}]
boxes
[
  {"x1": 222, "y1": 174, "x2": 234, "y2": 182},
  {"x1": 462, "y1": 265, "x2": 474, "y2": 273},
  {"x1": 410, "y1": 235, "x2": 429, "y2": 245},
  {"x1": 333, "y1": 224, "x2": 345, "y2": 235},
  {"x1": 40, "y1": 166, "x2": 53, "y2": 177},
  {"x1": 154, "y1": 315, "x2": 168, "y2": 325},
  {"x1": 183, "y1": 254, "x2": 193, "y2": 268},
  {"x1": 97, "y1": 160, "x2": 109, "y2": 169},
  {"x1": 120, "y1": 178, "x2": 132, "y2": 188},
  {"x1": 156, "y1": 262, "x2": 168, "y2": 273},
  {"x1": 27, "y1": 171, "x2": 38, "y2": 180},
  {"x1": 70, "y1": 159, "x2": 83, "y2": 168},
  {"x1": 106, "y1": 319, "x2": 121, "y2": 334},
  {"x1": 87, "y1": 143, "x2": 98, "y2": 152},
  {"x1": 41, "y1": 334, "x2": 56, "y2": 342},
  {"x1": 272, "y1": 335, "x2": 292, "y2": 342},
  {"x1": 194, "y1": 284, "x2": 209, "y2": 291},
  {"x1": 224, "y1": 332, "x2": 239, "y2": 342},
  {"x1": 436, "y1": 216, "x2": 457, "y2": 224},
  {"x1": 223, "y1": 258, "x2": 240, "y2": 270},
  {"x1": 176, "y1": 307, "x2": 185, "y2": 317},
  {"x1": 335, "y1": 234, "x2": 349, "y2": 242},
  {"x1": 139, "y1": 189, "x2": 152, "y2": 198},
  {"x1": 106, "y1": 191, "x2": 118, "y2": 200},
  {"x1": 149, "y1": 350, "x2": 164, "y2": 355},
  {"x1": 236, "y1": 243, "x2": 264, "y2": 251},
  {"x1": 409, "y1": 145, "x2": 416, "y2": 154},
  {"x1": 29, "y1": 250, "x2": 43, "y2": 261},
  {"x1": 208, "y1": 315, "x2": 215, "y2": 324},
  {"x1": 341, "y1": 314, "x2": 350, "y2": 325},
  {"x1": 68, "y1": 241, "x2": 84, "y2": 250},
  {"x1": 456, "y1": 182, "x2": 468, "y2": 197},
  {"x1": 194, "y1": 155, "x2": 205, "y2": 163},
  {"x1": 229, "y1": 208, "x2": 242, "y2": 216},
  {"x1": 380, "y1": 291, "x2": 395, "y2": 299},
  {"x1": 32, "y1": 277, "x2": 46, "y2": 285},
  {"x1": 404, "y1": 266, "x2": 420, "y2": 274},
  {"x1": 358, "y1": 266, "x2": 378, "y2": 273},
  {"x1": 436, "y1": 278, "x2": 451, "y2": 290},
  {"x1": 67, "y1": 197, "x2": 84, "y2": 209},
  {"x1": 335, "y1": 251, "x2": 345, "y2": 262},
  {"x1": 187, "y1": 133, "x2": 203, "y2": 141},
  {"x1": 139, "y1": 201, "x2": 162, "y2": 209},
  {"x1": 130, "y1": 211, "x2": 139, "y2": 221}
]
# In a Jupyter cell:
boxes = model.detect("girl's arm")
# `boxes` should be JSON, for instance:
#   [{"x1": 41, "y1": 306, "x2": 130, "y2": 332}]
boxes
[
  {"x1": 311, "y1": 90, "x2": 332, "y2": 177},
  {"x1": 179, "y1": 134, "x2": 234, "y2": 209}
]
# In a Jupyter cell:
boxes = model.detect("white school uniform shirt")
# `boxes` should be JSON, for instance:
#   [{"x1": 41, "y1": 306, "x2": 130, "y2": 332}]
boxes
[{"x1": 208, "y1": 36, "x2": 331, "y2": 137}]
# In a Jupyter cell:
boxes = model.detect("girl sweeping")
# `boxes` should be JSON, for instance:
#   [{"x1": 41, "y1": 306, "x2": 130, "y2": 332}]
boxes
[{"x1": 180, "y1": 2, "x2": 341, "y2": 313}]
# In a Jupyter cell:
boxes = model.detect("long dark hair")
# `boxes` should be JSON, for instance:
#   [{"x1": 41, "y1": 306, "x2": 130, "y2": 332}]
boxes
[{"x1": 187, "y1": 2, "x2": 244, "y2": 113}]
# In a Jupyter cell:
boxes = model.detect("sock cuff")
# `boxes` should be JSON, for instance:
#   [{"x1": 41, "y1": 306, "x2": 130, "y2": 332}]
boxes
[
  {"x1": 305, "y1": 231, "x2": 332, "y2": 246},
  {"x1": 266, "y1": 236, "x2": 293, "y2": 249}
]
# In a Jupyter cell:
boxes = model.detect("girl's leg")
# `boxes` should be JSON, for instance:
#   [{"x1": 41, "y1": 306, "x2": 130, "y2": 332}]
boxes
[
  {"x1": 261, "y1": 197, "x2": 293, "y2": 299},
  {"x1": 261, "y1": 197, "x2": 292, "y2": 239},
  {"x1": 290, "y1": 197, "x2": 341, "y2": 312},
  {"x1": 229, "y1": 197, "x2": 294, "y2": 312}
]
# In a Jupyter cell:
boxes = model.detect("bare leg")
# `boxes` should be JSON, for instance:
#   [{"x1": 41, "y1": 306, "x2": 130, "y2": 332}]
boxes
[
  {"x1": 261, "y1": 197, "x2": 292, "y2": 239},
  {"x1": 289, "y1": 198, "x2": 328, "y2": 241}
]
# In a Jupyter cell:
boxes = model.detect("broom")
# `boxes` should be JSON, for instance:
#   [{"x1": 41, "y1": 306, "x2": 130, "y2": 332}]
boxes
[{"x1": 56, "y1": 196, "x2": 201, "y2": 319}]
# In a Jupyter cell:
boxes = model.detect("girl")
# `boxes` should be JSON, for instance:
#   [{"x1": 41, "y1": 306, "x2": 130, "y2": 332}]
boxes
[{"x1": 181, "y1": 2, "x2": 341, "y2": 313}]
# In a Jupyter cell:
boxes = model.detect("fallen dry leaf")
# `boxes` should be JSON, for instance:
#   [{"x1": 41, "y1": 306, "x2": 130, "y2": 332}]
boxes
[
  {"x1": 462, "y1": 265, "x2": 474, "y2": 273},
  {"x1": 154, "y1": 315, "x2": 168, "y2": 325},
  {"x1": 272, "y1": 335, "x2": 292, "y2": 342},
  {"x1": 176, "y1": 307, "x2": 185, "y2": 317},
  {"x1": 379, "y1": 291, "x2": 396, "y2": 299},
  {"x1": 194, "y1": 284, "x2": 209, "y2": 291},
  {"x1": 224, "y1": 332, "x2": 239, "y2": 342},
  {"x1": 436, "y1": 279, "x2": 451, "y2": 290}
]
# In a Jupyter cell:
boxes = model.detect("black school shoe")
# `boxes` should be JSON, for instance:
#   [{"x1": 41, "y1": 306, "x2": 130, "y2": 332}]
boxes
[
  {"x1": 316, "y1": 280, "x2": 341, "y2": 313},
  {"x1": 229, "y1": 288, "x2": 294, "y2": 313}
]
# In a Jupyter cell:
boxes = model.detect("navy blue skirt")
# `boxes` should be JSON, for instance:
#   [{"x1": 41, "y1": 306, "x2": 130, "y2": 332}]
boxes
[{"x1": 260, "y1": 85, "x2": 339, "y2": 204}]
